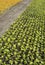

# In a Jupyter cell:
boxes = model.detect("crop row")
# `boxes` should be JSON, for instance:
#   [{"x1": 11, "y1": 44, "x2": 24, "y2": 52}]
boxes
[{"x1": 0, "y1": 0, "x2": 45, "y2": 65}]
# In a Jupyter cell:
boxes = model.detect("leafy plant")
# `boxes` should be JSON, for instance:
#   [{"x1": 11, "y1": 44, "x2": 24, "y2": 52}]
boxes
[{"x1": 0, "y1": 0, "x2": 45, "y2": 65}]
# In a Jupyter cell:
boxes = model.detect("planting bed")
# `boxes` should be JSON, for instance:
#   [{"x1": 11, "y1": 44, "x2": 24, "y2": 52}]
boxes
[{"x1": 0, "y1": 0, "x2": 45, "y2": 65}]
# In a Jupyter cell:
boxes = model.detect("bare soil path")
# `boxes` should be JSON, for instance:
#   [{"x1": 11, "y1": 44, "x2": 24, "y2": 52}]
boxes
[{"x1": 0, "y1": 0, "x2": 32, "y2": 37}]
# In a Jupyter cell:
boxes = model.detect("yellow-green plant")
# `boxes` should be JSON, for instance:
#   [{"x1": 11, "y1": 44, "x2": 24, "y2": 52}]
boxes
[{"x1": 0, "y1": 0, "x2": 45, "y2": 65}]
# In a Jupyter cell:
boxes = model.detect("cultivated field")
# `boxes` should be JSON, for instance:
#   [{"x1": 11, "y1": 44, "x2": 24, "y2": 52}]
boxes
[{"x1": 0, "y1": 0, "x2": 45, "y2": 65}]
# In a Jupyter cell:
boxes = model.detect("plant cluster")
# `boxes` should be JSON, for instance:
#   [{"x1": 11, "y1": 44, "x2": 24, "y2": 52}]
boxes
[{"x1": 0, "y1": 0, "x2": 45, "y2": 65}]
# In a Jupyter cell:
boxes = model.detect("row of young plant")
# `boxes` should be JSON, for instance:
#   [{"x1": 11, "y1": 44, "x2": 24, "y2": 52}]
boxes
[{"x1": 0, "y1": 0, "x2": 45, "y2": 65}]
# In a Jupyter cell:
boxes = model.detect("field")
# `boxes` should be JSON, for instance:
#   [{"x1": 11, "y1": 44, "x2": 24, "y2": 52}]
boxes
[
  {"x1": 0, "y1": 0, "x2": 21, "y2": 13},
  {"x1": 0, "y1": 0, "x2": 45, "y2": 65}
]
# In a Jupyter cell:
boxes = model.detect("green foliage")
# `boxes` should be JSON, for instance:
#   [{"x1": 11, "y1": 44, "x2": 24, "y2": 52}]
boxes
[{"x1": 0, "y1": 0, "x2": 45, "y2": 65}]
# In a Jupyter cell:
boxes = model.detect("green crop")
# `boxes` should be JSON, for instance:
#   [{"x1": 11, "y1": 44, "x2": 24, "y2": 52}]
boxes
[{"x1": 0, "y1": 0, "x2": 45, "y2": 65}]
